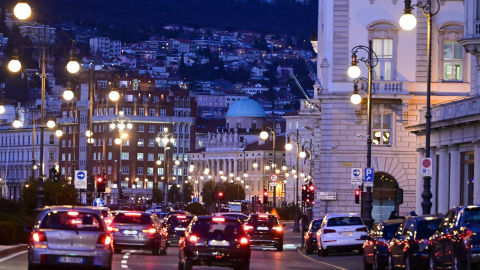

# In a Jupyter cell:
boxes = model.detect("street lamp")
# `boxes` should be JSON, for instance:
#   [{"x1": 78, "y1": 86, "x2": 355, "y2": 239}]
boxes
[
  {"x1": 399, "y1": 0, "x2": 439, "y2": 215},
  {"x1": 11, "y1": 1, "x2": 79, "y2": 208},
  {"x1": 286, "y1": 129, "x2": 301, "y2": 233},
  {"x1": 156, "y1": 127, "x2": 175, "y2": 204},
  {"x1": 259, "y1": 121, "x2": 278, "y2": 208},
  {"x1": 348, "y1": 40, "x2": 378, "y2": 230},
  {"x1": 110, "y1": 111, "x2": 132, "y2": 203}
]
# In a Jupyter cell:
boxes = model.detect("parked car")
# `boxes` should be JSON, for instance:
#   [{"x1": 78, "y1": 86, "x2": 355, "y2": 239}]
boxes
[
  {"x1": 428, "y1": 205, "x2": 480, "y2": 270},
  {"x1": 109, "y1": 211, "x2": 167, "y2": 255},
  {"x1": 26, "y1": 205, "x2": 113, "y2": 270},
  {"x1": 388, "y1": 215, "x2": 442, "y2": 270},
  {"x1": 179, "y1": 215, "x2": 251, "y2": 270},
  {"x1": 164, "y1": 213, "x2": 195, "y2": 245},
  {"x1": 362, "y1": 219, "x2": 403, "y2": 270},
  {"x1": 316, "y1": 213, "x2": 368, "y2": 257},
  {"x1": 214, "y1": 212, "x2": 249, "y2": 223},
  {"x1": 304, "y1": 218, "x2": 323, "y2": 254},
  {"x1": 244, "y1": 213, "x2": 285, "y2": 251}
]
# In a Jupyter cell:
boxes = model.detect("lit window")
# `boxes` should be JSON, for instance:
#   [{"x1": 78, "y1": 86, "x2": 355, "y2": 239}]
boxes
[
  {"x1": 372, "y1": 38, "x2": 393, "y2": 81},
  {"x1": 137, "y1": 153, "x2": 144, "y2": 161},
  {"x1": 443, "y1": 40, "x2": 463, "y2": 81},
  {"x1": 372, "y1": 113, "x2": 392, "y2": 146}
]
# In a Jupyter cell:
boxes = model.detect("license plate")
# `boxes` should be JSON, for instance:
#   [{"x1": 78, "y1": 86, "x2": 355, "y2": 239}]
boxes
[
  {"x1": 257, "y1": 226, "x2": 269, "y2": 231},
  {"x1": 123, "y1": 230, "x2": 138, "y2": 235},
  {"x1": 209, "y1": 240, "x2": 229, "y2": 246},
  {"x1": 174, "y1": 227, "x2": 186, "y2": 231},
  {"x1": 340, "y1": 232, "x2": 353, "y2": 236},
  {"x1": 58, "y1": 256, "x2": 84, "y2": 264}
]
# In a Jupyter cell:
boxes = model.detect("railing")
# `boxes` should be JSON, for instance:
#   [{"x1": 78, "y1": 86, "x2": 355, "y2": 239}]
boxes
[{"x1": 419, "y1": 94, "x2": 480, "y2": 123}]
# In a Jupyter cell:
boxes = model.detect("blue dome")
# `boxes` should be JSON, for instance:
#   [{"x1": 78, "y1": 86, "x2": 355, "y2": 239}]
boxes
[{"x1": 226, "y1": 98, "x2": 266, "y2": 118}]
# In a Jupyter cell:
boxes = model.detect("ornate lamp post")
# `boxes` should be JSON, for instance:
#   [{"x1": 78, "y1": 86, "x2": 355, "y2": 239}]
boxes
[
  {"x1": 156, "y1": 127, "x2": 175, "y2": 204},
  {"x1": 260, "y1": 121, "x2": 278, "y2": 208},
  {"x1": 110, "y1": 111, "x2": 132, "y2": 204},
  {"x1": 348, "y1": 40, "x2": 378, "y2": 229},
  {"x1": 399, "y1": 0, "x2": 439, "y2": 215},
  {"x1": 286, "y1": 129, "x2": 301, "y2": 233}
]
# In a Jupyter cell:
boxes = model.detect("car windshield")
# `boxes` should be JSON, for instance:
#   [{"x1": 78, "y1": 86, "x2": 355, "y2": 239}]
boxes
[
  {"x1": 464, "y1": 208, "x2": 480, "y2": 223},
  {"x1": 416, "y1": 220, "x2": 441, "y2": 239},
  {"x1": 383, "y1": 223, "x2": 401, "y2": 239},
  {"x1": 192, "y1": 220, "x2": 243, "y2": 237},
  {"x1": 113, "y1": 213, "x2": 151, "y2": 224},
  {"x1": 247, "y1": 216, "x2": 278, "y2": 226},
  {"x1": 311, "y1": 220, "x2": 322, "y2": 230},
  {"x1": 40, "y1": 211, "x2": 103, "y2": 231},
  {"x1": 168, "y1": 216, "x2": 193, "y2": 225},
  {"x1": 327, "y1": 217, "x2": 363, "y2": 226}
]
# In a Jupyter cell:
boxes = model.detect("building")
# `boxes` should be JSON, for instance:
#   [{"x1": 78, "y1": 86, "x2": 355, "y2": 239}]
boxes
[{"x1": 89, "y1": 37, "x2": 122, "y2": 59}]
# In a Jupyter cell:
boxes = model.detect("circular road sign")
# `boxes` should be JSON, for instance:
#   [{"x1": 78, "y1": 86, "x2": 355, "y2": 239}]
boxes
[
  {"x1": 422, "y1": 158, "x2": 431, "y2": 168},
  {"x1": 270, "y1": 174, "x2": 278, "y2": 182}
]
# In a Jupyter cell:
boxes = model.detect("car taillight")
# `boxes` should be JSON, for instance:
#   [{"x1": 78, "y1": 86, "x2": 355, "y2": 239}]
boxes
[
  {"x1": 188, "y1": 235, "x2": 199, "y2": 243},
  {"x1": 143, "y1": 228, "x2": 157, "y2": 234},
  {"x1": 98, "y1": 234, "x2": 112, "y2": 245},
  {"x1": 105, "y1": 219, "x2": 112, "y2": 226},
  {"x1": 124, "y1": 212, "x2": 141, "y2": 217},
  {"x1": 212, "y1": 217, "x2": 225, "y2": 222},
  {"x1": 356, "y1": 227, "x2": 368, "y2": 232},
  {"x1": 32, "y1": 232, "x2": 47, "y2": 242},
  {"x1": 464, "y1": 229, "x2": 473, "y2": 238},
  {"x1": 240, "y1": 237, "x2": 249, "y2": 245},
  {"x1": 177, "y1": 215, "x2": 187, "y2": 219},
  {"x1": 259, "y1": 214, "x2": 269, "y2": 219},
  {"x1": 377, "y1": 238, "x2": 389, "y2": 247},
  {"x1": 273, "y1": 226, "x2": 283, "y2": 232},
  {"x1": 67, "y1": 211, "x2": 79, "y2": 217},
  {"x1": 323, "y1": 229, "x2": 336, "y2": 234},
  {"x1": 108, "y1": 226, "x2": 119, "y2": 232},
  {"x1": 244, "y1": 225, "x2": 253, "y2": 231}
]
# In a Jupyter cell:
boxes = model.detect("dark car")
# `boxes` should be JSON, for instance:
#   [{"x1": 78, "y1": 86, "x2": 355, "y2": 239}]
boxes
[
  {"x1": 362, "y1": 219, "x2": 403, "y2": 270},
  {"x1": 109, "y1": 211, "x2": 167, "y2": 255},
  {"x1": 304, "y1": 218, "x2": 323, "y2": 254},
  {"x1": 178, "y1": 215, "x2": 251, "y2": 270},
  {"x1": 428, "y1": 205, "x2": 480, "y2": 270},
  {"x1": 164, "y1": 214, "x2": 194, "y2": 245},
  {"x1": 388, "y1": 215, "x2": 442, "y2": 270},
  {"x1": 244, "y1": 213, "x2": 284, "y2": 251}
]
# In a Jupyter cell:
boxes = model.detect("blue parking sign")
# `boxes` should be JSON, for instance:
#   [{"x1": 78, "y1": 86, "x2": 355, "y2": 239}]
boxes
[{"x1": 364, "y1": 168, "x2": 374, "y2": 187}]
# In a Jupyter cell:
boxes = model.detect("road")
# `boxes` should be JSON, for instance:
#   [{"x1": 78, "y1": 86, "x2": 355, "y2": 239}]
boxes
[{"x1": 0, "y1": 224, "x2": 364, "y2": 270}]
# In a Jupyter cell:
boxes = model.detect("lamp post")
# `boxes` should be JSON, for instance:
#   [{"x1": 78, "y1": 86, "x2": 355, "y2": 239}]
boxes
[
  {"x1": 399, "y1": 0, "x2": 438, "y2": 215},
  {"x1": 110, "y1": 111, "x2": 132, "y2": 204},
  {"x1": 260, "y1": 120, "x2": 277, "y2": 208},
  {"x1": 286, "y1": 129, "x2": 301, "y2": 233},
  {"x1": 348, "y1": 40, "x2": 378, "y2": 229},
  {"x1": 156, "y1": 127, "x2": 175, "y2": 205}
]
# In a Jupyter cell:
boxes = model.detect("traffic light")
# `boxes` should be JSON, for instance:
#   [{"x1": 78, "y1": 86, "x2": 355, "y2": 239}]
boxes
[
  {"x1": 252, "y1": 195, "x2": 256, "y2": 208},
  {"x1": 217, "y1": 191, "x2": 225, "y2": 202},
  {"x1": 307, "y1": 182, "x2": 315, "y2": 204},
  {"x1": 96, "y1": 175, "x2": 106, "y2": 193},
  {"x1": 355, "y1": 189, "x2": 361, "y2": 204},
  {"x1": 263, "y1": 189, "x2": 268, "y2": 205},
  {"x1": 395, "y1": 188, "x2": 404, "y2": 205},
  {"x1": 119, "y1": 186, "x2": 124, "y2": 199},
  {"x1": 301, "y1": 185, "x2": 307, "y2": 202}
]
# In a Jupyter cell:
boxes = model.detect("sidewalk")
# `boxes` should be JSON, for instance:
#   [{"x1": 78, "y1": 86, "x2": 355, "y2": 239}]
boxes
[{"x1": 0, "y1": 244, "x2": 27, "y2": 259}]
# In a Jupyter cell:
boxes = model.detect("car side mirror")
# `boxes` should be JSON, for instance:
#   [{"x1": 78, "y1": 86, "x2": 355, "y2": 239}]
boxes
[{"x1": 360, "y1": 235, "x2": 369, "y2": 240}]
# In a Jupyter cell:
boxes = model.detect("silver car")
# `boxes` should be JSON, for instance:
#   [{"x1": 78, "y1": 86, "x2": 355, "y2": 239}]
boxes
[{"x1": 27, "y1": 205, "x2": 113, "y2": 270}]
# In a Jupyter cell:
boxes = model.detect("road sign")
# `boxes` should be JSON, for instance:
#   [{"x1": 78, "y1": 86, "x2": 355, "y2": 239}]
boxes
[
  {"x1": 364, "y1": 168, "x2": 374, "y2": 187},
  {"x1": 351, "y1": 168, "x2": 362, "y2": 185},
  {"x1": 93, "y1": 198, "x2": 105, "y2": 207},
  {"x1": 270, "y1": 174, "x2": 278, "y2": 182},
  {"x1": 421, "y1": 158, "x2": 433, "y2": 176},
  {"x1": 270, "y1": 207, "x2": 280, "y2": 219},
  {"x1": 74, "y1": 170, "x2": 87, "y2": 189},
  {"x1": 318, "y1": 192, "x2": 336, "y2": 201},
  {"x1": 269, "y1": 182, "x2": 278, "y2": 187}
]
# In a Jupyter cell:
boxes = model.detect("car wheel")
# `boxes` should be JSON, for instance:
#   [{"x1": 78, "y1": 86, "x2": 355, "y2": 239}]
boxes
[
  {"x1": 429, "y1": 253, "x2": 437, "y2": 270},
  {"x1": 374, "y1": 253, "x2": 384, "y2": 270},
  {"x1": 234, "y1": 262, "x2": 250, "y2": 270},
  {"x1": 114, "y1": 248, "x2": 122, "y2": 254},
  {"x1": 27, "y1": 262, "x2": 41, "y2": 270},
  {"x1": 388, "y1": 255, "x2": 395, "y2": 270},
  {"x1": 358, "y1": 248, "x2": 365, "y2": 255},
  {"x1": 183, "y1": 260, "x2": 193, "y2": 270},
  {"x1": 320, "y1": 245, "x2": 328, "y2": 257},
  {"x1": 277, "y1": 242, "x2": 283, "y2": 251},
  {"x1": 160, "y1": 242, "x2": 168, "y2": 255},
  {"x1": 363, "y1": 254, "x2": 373, "y2": 270},
  {"x1": 151, "y1": 239, "x2": 160, "y2": 255},
  {"x1": 305, "y1": 242, "x2": 313, "y2": 254}
]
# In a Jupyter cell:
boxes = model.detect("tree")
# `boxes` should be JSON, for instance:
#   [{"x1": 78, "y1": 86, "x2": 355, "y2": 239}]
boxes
[
  {"x1": 22, "y1": 178, "x2": 78, "y2": 214},
  {"x1": 151, "y1": 182, "x2": 163, "y2": 204},
  {"x1": 184, "y1": 202, "x2": 206, "y2": 216},
  {"x1": 167, "y1": 185, "x2": 181, "y2": 204},
  {"x1": 202, "y1": 180, "x2": 216, "y2": 205},
  {"x1": 182, "y1": 182, "x2": 194, "y2": 203},
  {"x1": 219, "y1": 182, "x2": 245, "y2": 202}
]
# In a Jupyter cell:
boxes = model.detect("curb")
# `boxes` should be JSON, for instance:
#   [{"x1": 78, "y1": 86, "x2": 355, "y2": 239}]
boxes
[{"x1": 0, "y1": 245, "x2": 28, "y2": 259}]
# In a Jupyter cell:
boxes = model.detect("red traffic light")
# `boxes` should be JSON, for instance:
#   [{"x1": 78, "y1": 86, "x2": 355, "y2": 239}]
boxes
[
  {"x1": 218, "y1": 191, "x2": 224, "y2": 197},
  {"x1": 263, "y1": 191, "x2": 268, "y2": 197},
  {"x1": 302, "y1": 185, "x2": 307, "y2": 191},
  {"x1": 355, "y1": 189, "x2": 361, "y2": 196},
  {"x1": 308, "y1": 185, "x2": 315, "y2": 192},
  {"x1": 96, "y1": 176, "x2": 103, "y2": 183}
]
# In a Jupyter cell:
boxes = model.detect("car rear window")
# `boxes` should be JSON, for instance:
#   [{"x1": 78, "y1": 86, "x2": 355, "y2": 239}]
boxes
[
  {"x1": 464, "y1": 208, "x2": 480, "y2": 223},
  {"x1": 40, "y1": 211, "x2": 103, "y2": 231},
  {"x1": 192, "y1": 220, "x2": 243, "y2": 237},
  {"x1": 327, "y1": 217, "x2": 363, "y2": 226},
  {"x1": 247, "y1": 215, "x2": 279, "y2": 226},
  {"x1": 167, "y1": 215, "x2": 193, "y2": 225},
  {"x1": 416, "y1": 220, "x2": 441, "y2": 239},
  {"x1": 113, "y1": 213, "x2": 151, "y2": 224},
  {"x1": 382, "y1": 223, "x2": 401, "y2": 239}
]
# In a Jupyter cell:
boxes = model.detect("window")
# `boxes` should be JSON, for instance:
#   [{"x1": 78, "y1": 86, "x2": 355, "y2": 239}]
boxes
[
  {"x1": 160, "y1": 109, "x2": 166, "y2": 116},
  {"x1": 443, "y1": 40, "x2": 463, "y2": 81},
  {"x1": 138, "y1": 108, "x2": 145, "y2": 116},
  {"x1": 372, "y1": 39, "x2": 393, "y2": 80},
  {"x1": 124, "y1": 108, "x2": 132, "y2": 115},
  {"x1": 138, "y1": 125, "x2": 144, "y2": 132},
  {"x1": 147, "y1": 167, "x2": 154, "y2": 175},
  {"x1": 49, "y1": 150, "x2": 55, "y2": 161},
  {"x1": 121, "y1": 152, "x2": 129, "y2": 160},
  {"x1": 49, "y1": 135, "x2": 55, "y2": 144},
  {"x1": 148, "y1": 153, "x2": 154, "y2": 161},
  {"x1": 137, "y1": 167, "x2": 144, "y2": 174},
  {"x1": 138, "y1": 138, "x2": 144, "y2": 146},
  {"x1": 149, "y1": 109, "x2": 155, "y2": 116},
  {"x1": 148, "y1": 125, "x2": 155, "y2": 133},
  {"x1": 108, "y1": 152, "x2": 112, "y2": 160},
  {"x1": 148, "y1": 139, "x2": 155, "y2": 147},
  {"x1": 137, "y1": 153, "x2": 144, "y2": 160},
  {"x1": 372, "y1": 113, "x2": 392, "y2": 146}
]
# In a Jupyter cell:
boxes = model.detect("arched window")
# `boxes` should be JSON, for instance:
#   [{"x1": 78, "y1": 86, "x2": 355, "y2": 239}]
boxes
[
  {"x1": 367, "y1": 20, "x2": 399, "y2": 81},
  {"x1": 437, "y1": 22, "x2": 465, "y2": 82}
]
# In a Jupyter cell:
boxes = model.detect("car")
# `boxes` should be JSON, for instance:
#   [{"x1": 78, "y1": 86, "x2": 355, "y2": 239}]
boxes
[
  {"x1": 315, "y1": 213, "x2": 368, "y2": 257},
  {"x1": 428, "y1": 205, "x2": 480, "y2": 270},
  {"x1": 388, "y1": 215, "x2": 442, "y2": 270},
  {"x1": 109, "y1": 211, "x2": 167, "y2": 255},
  {"x1": 361, "y1": 219, "x2": 403, "y2": 270},
  {"x1": 214, "y1": 212, "x2": 249, "y2": 223},
  {"x1": 304, "y1": 218, "x2": 323, "y2": 254},
  {"x1": 94, "y1": 207, "x2": 114, "y2": 226},
  {"x1": 164, "y1": 213, "x2": 195, "y2": 245},
  {"x1": 244, "y1": 213, "x2": 284, "y2": 251},
  {"x1": 26, "y1": 205, "x2": 113, "y2": 270},
  {"x1": 178, "y1": 215, "x2": 251, "y2": 270}
]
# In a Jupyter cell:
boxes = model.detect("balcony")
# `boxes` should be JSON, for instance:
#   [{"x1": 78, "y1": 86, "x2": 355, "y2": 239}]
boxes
[{"x1": 419, "y1": 94, "x2": 479, "y2": 124}]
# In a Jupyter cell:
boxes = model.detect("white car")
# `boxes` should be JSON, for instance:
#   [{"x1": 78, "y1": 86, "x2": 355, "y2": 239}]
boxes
[{"x1": 315, "y1": 213, "x2": 368, "y2": 257}]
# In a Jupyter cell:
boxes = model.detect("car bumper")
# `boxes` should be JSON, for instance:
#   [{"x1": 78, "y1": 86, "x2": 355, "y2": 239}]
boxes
[
  {"x1": 28, "y1": 245, "x2": 112, "y2": 268},
  {"x1": 113, "y1": 235, "x2": 156, "y2": 249},
  {"x1": 167, "y1": 233, "x2": 181, "y2": 244},
  {"x1": 410, "y1": 251, "x2": 429, "y2": 266},
  {"x1": 322, "y1": 239, "x2": 365, "y2": 250},
  {"x1": 249, "y1": 237, "x2": 283, "y2": 247},
  {"x1": 184, "y1": 246, "x2": 250, "y2": 267}
]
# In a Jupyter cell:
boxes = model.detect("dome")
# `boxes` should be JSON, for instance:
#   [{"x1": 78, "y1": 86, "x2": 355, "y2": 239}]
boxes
[{"x1": 226, "y1": 98, "x2": 266, "y2": 118}]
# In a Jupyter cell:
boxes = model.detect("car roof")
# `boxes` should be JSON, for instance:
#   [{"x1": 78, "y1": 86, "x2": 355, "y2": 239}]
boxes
[
  {"x1": 405, "y1": 215, "x2": 443, "y2": 221},
  {"x1": 324, "y1": 213, "x2": 361, "y2": 218},
  {"x1": 375, "y1": 219, "x2": 405, "y2": 225},
  {"x1": 43, "y1": 205, "x2": 101, "y2": 214},
  {"x1": 215, "y1": 212, "x2": 247, "y2": 216},
  {"x1": 196, "y1": 215, "x2": 240, "y2": 222}
]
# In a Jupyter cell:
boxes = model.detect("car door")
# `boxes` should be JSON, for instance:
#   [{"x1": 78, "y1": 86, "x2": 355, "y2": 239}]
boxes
[
  {"x1": 390, "y1": 220, "x2": 411, "y2": 267},
  {"x1": 363, "y1": 223, "x2": 379, "y2": 264},
  {"x1": 432, "y1": 209, "x2": 457, "y2": 266}
]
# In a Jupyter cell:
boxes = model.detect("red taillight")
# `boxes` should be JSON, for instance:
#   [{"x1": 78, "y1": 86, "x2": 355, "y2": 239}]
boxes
[
  {"x1": 188, "y1": 235, "x2": 199, "y2": 243},
  {"x1": 98, "y1": 234, "x2": 112, "y2": 245},
  {"x1": 67, "y1": 211, "x2": 79, "y2": 217},
  {"x1": 32, "y1": 232, "x2": 47, "y2": 242},
  {"x1": 108, "y1": 226, "x2": 119, "y2": 232},
  {"x1": 125, "y1": 212, "x2": 142, "y2": 217},
  {"x1": 240, "y1": 237, "x2": 249, "y2": 245},
  {"x1": 105, "y1": 218, "x2": 112, "y2": 226},
  {"x1": 212, "y1": 217, "x2": 225, "y2": 222},
  {"x1": 259, "y1": 214, "x2": 268, "y2": 219},
  {"x1": 377, "y1": 238, "x2": 389, "y2": 247},
  {"x1": 323, "y1": 229, "x2": 336, "y2": 234},
  {"x1": 177, "y1": 215, "x2": 187, "y2": 219},
  {"x1": 143, "y1": 228, "x2": 157, "y2": 234},
  {"x1": 273, "y1": 226, "x2": 283, "y2": 232},
  {"x1": 464, "y1": 230, "x2": 473, "y2": 238},
  {"x1": 244, "y1": 225, "x2": 253, "y2": 231},
  {"x1": 356, "y1": 227, "x2": 368, "y2": 232}
]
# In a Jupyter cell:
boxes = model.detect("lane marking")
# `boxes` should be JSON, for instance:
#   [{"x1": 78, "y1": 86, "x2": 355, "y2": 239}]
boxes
[
  {"x1": 296, "y1": 248, "x2": 348, "y2": 270},
  {"x1": 0, "y1": 250, "x2": 27, "y2": 263},
  {"x1": 121, "y1": 252, "x2": 130, "y2": 270}
]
